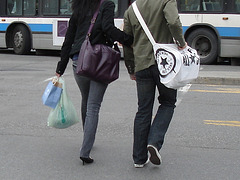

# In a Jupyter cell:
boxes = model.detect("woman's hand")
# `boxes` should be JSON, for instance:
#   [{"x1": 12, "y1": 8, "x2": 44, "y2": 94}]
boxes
[
  {"x1": 130, "y1": 74, "x2": 136, "y2": 80},
  {"x1": 55, "y1": 73, "x2": 61, "y2": 77}
]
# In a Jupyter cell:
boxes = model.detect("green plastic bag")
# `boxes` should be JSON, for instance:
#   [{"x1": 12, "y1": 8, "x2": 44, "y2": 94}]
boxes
[{"x1": 47, "y1": 77, "x2": 80, "y2": 129}]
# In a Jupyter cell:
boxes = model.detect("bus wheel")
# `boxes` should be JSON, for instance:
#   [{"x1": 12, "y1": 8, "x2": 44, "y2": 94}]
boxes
[
  {"x1": 12, "y1": 25, "x2": 31, "y2": 54},
  {"x1": 186, "y1": 28, "x2": 217, "y2": 65}
]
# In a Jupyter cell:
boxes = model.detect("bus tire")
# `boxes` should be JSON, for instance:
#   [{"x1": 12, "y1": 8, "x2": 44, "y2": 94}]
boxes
[
  {"x1": 186, "y1": 28, "x2": 218, "y2": 65},
  {"x1": 12, "y1": 25, "x2": 31, "y2": 55}
]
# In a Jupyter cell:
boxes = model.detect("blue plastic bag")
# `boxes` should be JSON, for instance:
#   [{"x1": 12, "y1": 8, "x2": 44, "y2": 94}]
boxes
[
  {"x1": 47, "y1": 77, "x2": 80, "y2": 129},
  {"x1": 42, "y1": 77, "x2": 63, "y2": 109}
]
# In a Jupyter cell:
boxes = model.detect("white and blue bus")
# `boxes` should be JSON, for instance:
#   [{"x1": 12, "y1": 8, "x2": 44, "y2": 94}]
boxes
[
  {"x1": 0, "y1": 0, "x2": 132, "y2": 55},
  {"x1": 1, "y1": 0, "x2": 240, "y2": 64},
  {"x1": 178, "y1": 0, "x2": 240, "y2": 64}
]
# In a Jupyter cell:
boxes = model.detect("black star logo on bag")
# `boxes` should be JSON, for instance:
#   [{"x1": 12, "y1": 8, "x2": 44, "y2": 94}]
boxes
[
  {"x1": 155, "y1": 48, "x2": 176, "y2": 77},
  {"x1": 160, "y1": 57, "x2": 168, "y2": 69}
]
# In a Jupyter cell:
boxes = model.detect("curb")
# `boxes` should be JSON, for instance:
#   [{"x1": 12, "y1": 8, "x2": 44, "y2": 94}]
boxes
[{"x1": 192, "y1": 77, "x2": 240, "y2": 86}]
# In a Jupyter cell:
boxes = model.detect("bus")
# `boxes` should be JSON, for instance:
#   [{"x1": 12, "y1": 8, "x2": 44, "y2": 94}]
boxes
[
  {"x1": 1, "y1": 0, "x2": 240, "y2": 65},
  {"x1": 178, "y1": 0, "x2": 240, "y2": 64},
  {"x1": 0, "y1": 0, "x2": 132, "y2": 55}
]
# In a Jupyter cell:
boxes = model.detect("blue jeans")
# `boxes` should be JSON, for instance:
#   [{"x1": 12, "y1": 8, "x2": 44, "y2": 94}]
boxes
[
  {"x1": 133, "y1": 65, "x2": 177, "y2": 164},
  {"x1": 72, "y1": 64, "x2": 108, "y2": 158}
]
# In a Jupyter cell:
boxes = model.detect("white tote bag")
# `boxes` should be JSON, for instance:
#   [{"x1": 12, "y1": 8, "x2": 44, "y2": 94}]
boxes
[{"x1": 132, "y1": 2, "x2": 200, "y2": 89}]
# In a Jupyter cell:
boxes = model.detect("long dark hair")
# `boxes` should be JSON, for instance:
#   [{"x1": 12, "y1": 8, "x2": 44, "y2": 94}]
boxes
[{"x1": 71, "y1": 0, "x2": 100, "y2": 21}]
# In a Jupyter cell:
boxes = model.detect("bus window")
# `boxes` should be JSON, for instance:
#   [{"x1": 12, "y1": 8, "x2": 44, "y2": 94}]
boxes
[
  {"x1": 8, "y1": 0, "x2": 23, "y2": 15},
  {"x1": 23, "y1": 0, "x2": 37, "y2": 16},
  {"x1": 7, "y1": 0, "x2": 14, "y2": 14},
  {"x1": 43, "y1": 0, "x2": 59, "y2": 15},
  {"x1": 60, "y1": 0, "x2": 72, "y2": 15},
  {"x1": 111, "y1": 0, "x2": 119, "y2": 16},
  {"x1": 236, "y1": 0, "x2": 240, "y2": 12},
  {"x1": 180, "y1": 0, "x2": 201, "y2": 11},
  {"x1": 202, "y1": 0, "x2": 223, "y2": 12}
]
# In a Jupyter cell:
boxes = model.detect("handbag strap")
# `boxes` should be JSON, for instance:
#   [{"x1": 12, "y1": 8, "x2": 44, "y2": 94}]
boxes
[
  {"x1": 132, "y1": 2, "x2": 156, "y2": 46},
  {"x1": 87, "y1": 0, "x2": 105, "y2": 35}
]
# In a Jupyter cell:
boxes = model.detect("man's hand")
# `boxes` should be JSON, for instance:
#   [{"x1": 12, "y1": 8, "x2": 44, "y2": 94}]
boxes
[{"x1": 178, "y1": 42, "x2": 187, "y2": 50}]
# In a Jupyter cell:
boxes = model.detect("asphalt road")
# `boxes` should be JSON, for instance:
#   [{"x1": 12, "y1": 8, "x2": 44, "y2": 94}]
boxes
[{"x1": 0, "y1": 51, "x2": 240, "y2": 180}]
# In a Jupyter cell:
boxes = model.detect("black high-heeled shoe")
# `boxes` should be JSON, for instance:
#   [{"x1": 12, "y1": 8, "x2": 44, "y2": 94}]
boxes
[{"x1": 80, "y1": 157, "x2": 94, "y2": 165}]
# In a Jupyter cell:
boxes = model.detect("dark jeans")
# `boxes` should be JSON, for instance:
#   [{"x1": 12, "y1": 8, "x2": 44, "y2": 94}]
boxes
[
  {"x1": 72, "y1": 64, "x2": 108, "y2": 158},
  {"x1": 133, "y1": 65, "x2": 177, "y2": 164}
]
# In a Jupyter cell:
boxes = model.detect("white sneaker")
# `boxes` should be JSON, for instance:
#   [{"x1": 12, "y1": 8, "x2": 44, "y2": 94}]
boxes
[
  {"x1": 134, "y1": 158, "x2": 149, "y2": 168},
  {"x1": 147, "y1": 145, "x2": 162, "y2": 165}
]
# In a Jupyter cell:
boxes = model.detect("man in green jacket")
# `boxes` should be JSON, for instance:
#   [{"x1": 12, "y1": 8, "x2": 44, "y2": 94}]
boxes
[{"x1": 123, "y1": 0, "x2": 187, "y2": 168}]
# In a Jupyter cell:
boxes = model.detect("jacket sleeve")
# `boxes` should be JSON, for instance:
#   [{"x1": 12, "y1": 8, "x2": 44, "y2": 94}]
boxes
[
  {"x1": 123, "y1": 9, "x2": 135, "y2": 75},
  {"x1": 56, "y1": 14, "x2": 77, "y2": 75},
  {"x1": 163, "y1": 0, "x2": 185, "y2": 47},
  {"x1": 101, "y1": 1, "x2": 133, "y2": 47}
]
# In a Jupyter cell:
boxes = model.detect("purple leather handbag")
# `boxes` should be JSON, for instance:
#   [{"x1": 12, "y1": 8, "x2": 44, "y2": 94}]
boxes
[{"x1": 76, "y1": 0, "x2": 121, "y2": 84}]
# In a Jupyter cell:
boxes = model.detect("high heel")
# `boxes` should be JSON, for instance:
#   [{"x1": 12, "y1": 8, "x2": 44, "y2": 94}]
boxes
[{"x1": 80, "y1": 157, "x2": 94, "y2": 165}]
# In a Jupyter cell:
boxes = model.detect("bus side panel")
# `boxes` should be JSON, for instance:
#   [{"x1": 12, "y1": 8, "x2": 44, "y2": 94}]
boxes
[
  {"x1": 32, "y1": 34, "x2": 61, "y2": 50},
  {"x1": 0, "y1": 33, "x2": 7, "y2": 47},
  {"x1": 114, "y1": 18, "x2": 124, "y2": 30},
  {"x1": 220, "y1": 39, "x2": 240, "y2": 57},
  {"x1": 179, "y1": 14, "x2": 202, "y2": 30},
  {"x1": 0, "y1": 19, "x2": 14, "y2": 48}
]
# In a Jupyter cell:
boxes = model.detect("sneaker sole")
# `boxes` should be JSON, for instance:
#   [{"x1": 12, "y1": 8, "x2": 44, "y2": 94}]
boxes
[
  {"x1": 134, "y1": 159, "x2": 149, "y2": 168},
  {"x1": 147, "y1": 145, "x2": 161, "y2": 165},
  {"x1": 134, "y1": 164, "x2": 144, "y2": 168}
]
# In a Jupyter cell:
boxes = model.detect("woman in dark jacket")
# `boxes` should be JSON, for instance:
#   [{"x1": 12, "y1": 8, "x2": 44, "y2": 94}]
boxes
[{"x1": 55, "y1": 0, "x2": 133, "y2": 165}]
